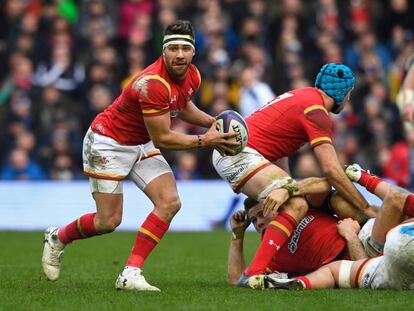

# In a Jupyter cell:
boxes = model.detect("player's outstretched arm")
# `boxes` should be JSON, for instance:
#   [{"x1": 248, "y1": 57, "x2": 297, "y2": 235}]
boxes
[
  {"x1": 143, "y1": 113, "x2": 238, "y2": 152},
  {"x1": 227, "y1": 210, "x2": 250, "y2": 285},
  {"x1": 297, "y1": 177, "x2": 331, "y2": 195},
  {"x1": 262, "y1": 177, "x2": 330, "y2": 217},
  {"x1": 313, "y1": 144, "x2": 371, "y2": 214},
  {"x1": 344, "y1": 163, "x2": 411, "y2": 200}
]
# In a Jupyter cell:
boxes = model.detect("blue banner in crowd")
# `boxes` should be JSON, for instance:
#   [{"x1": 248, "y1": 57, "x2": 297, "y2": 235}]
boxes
[{"x1": 0, "y1": 181, "x2": 382, "y2": 231}]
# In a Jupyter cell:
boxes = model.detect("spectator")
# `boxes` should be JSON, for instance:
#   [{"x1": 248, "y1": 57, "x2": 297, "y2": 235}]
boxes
[
  {"x1": 173, "y1": 151, "x2": 202, "y2": 181},
  {"x1": 0, "y1": 147, "x2": 46, "y2": 180},
  {"x1": 50, "y1": 154, "x2": 81, "y2": 180},
  {"x1": 383, "y1": 140, "x2": 409, "y2": 188},
  {"x1": 293, "y1": 152, "x2": 322, "y2": 179},
  {"x1": 238, "y1": 66, "x2": 275, "y2": 117},
  {"x1": 0, "y1": 0, "x2": 413, "y2": 184}
]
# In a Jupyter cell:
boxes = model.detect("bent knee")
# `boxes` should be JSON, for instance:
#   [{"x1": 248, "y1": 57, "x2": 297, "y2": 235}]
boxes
[
  {"x1": 384, "y1": 190, "x2": 406, "y2": 212},
  {"x1": 155, "y1": 197, "x2": 181, "y2": 221},
  {"x1": 95, "y1": 215, "x2": 122, "y2": 233}
]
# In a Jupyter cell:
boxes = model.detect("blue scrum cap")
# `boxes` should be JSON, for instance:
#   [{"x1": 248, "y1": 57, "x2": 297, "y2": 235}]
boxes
[{"x1": 314, "y1": 63, "x2": 355, "y2": 108}]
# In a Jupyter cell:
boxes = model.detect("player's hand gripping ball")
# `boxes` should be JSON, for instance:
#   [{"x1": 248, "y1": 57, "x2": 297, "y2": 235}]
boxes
[{"x1": 216, "y1": 110, "x2": 249, "y2": 155}]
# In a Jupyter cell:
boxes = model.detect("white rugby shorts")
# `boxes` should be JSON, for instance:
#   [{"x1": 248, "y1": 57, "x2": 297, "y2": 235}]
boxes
[
  {"x1": 212, "y1": 147, "x2": 271, "y2": 193},
  {"x1": 83, "y1": 128, "x2": 172, "y2": 193},
  {"x1": 358, "y1": 220, "x2": 414, "y2": 289}
]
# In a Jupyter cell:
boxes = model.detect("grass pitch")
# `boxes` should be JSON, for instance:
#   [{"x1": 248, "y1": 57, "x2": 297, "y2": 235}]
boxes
[{"x1": 1, "y1": 230, "x2": 413, "y2": 311}]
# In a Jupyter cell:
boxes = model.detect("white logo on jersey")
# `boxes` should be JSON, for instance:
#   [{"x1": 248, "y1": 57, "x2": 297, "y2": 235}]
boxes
[
  {"x1": 268, "y1": 240, "x2": 281, "y2": 250},
  {"x1": 170, "y1": 94, "x2": 177, "y2": 104},
  {"x1": 288, "y1": 215, "x2": 315, "y2": 253},
  {"x1": 95, "y1": 123, "x2": 105, "y2": 134}
]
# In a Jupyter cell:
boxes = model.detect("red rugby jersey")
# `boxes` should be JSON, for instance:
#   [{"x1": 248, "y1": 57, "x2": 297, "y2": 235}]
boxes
[
  {"x1": 91, "y1": 57, "x2": 201, "y2": 145},
  {"x1": 246, "y1": 87, "x2": 333, "y2": 162},
  {"x1": 267, "y1": 210, "x2": 346, "y2": 275}
]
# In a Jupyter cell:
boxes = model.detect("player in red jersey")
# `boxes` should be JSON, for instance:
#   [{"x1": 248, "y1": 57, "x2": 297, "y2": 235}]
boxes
[
  {"x1": 41, "y1": 20, "x2": 238, "y2": 291},
  {"x1": 227, "y1": 197, "x2": 366, "y2": 285},
  {"x1": 245, "y1": 166, "x2": 414, "y2": 290},
  {"x1": 213, "y1": 63, "x2": 377, "y2": 283}
]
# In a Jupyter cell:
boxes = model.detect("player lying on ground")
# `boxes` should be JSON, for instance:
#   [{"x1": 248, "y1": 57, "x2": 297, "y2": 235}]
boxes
[
  {"x1": 245, "y1": 164, "x2": 414, "y2": 290},
  {"x1": 228, "y1": 196, "x2": 367, "y2": 285},
  {"x1": 214, "y1": 63, "x2": 376, "y2": 280}
]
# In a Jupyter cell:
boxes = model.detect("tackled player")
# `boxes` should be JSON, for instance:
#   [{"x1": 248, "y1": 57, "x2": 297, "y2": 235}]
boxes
[{"x1": 247, "y1": 164, "x2": 414, "y2": 290}]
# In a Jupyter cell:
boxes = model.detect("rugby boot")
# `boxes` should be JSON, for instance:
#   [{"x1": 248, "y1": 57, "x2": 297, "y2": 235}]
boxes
[{"x1": 115, "y1": 266, "x2": 160, "y2": 292}]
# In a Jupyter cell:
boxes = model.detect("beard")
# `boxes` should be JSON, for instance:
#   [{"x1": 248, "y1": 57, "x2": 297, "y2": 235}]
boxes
[{"x1": 168, "y1": 62, "x2": 190, "y2": 79}]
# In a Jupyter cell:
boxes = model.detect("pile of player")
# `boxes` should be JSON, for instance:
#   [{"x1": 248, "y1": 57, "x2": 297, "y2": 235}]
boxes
[
  {"x1": 41, "y1": 20, "x2": 414, "y2": 292},
  {"x1": 219, "y1": 53, "x2": 414, "y2": 291},
  {"x1": 229, "y1": 165, "x2": 414, "y2": 290}
]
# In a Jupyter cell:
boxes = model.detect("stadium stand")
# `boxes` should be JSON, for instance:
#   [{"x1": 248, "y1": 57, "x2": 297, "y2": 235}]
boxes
[{"x1": 0, "y1": 0, "x2": 413, "y2": 189}]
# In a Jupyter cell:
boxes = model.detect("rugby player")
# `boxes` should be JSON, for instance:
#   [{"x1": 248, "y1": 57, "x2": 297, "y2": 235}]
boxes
[
  {"x1": 247, "y1": 164, "x2": 414, "y2": 290},
  {"x1": 227, "y1": 197, "x2": 366, "y2": 285},
  {"x1": 213, "y1": 63, "x2": 375, "y2": 279},
  {"x1": 41, "y1": 20, "x2": 238, "y2": 292}
]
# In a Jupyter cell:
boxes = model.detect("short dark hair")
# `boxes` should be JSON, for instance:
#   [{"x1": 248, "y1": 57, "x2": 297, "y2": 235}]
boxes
[
  {"x1": 164, "y1": 20, "x2": 194, "y2": 38},
  {"x1": 243, "y1": 197, "x2": 259, "y2": 213}
]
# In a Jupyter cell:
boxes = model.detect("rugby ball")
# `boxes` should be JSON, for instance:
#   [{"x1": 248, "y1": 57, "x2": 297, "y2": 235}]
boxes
[{"x1": 216, "y1": 110, "x2": 249, "y2": 155}]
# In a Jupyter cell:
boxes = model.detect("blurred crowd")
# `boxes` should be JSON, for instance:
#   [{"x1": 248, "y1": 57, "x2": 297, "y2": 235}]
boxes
[{"x1": 1, "y1": 0, "x2": 414, "y2": 190}]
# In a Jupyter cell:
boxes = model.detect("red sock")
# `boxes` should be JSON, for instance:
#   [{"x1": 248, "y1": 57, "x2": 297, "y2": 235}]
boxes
[
  {"x1": 245, "y1": 212, "x2": 297, "y2": 276},
  {"x1": 126, "y1": 212, "x2": 169, "y2": 268},
  {"x1": 358, "y1": 172, "x2": 382, "y2": 193},
  {"x1": 294, "y1": 276, "x2": 311, "y2": 289},
  {"x1": 403, "y1": 195, "x2": 414, "y2": 217},
  {"x1": 57, "y1": 213, "x2": 98, "y2": 244}
]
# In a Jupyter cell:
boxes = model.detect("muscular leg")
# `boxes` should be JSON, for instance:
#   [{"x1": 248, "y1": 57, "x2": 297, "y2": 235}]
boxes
[
  {"x1": 241, "y1": 164, "x2": 289, "y2": 199},
  {"x1": 125, "y1": 172, "x2": 180, "y2": 269},
  {"x1": 241, "y1": 164, "x2": 310, "y2": 223},
  {"x1": 298, "y1": 262, "x2": 339, "y2": 289},
  {"x1": 292, "y1": 259, "x2": 365, "y2": 289},
  {"x1": 371, "y1": 190, "x2": 406, "y2": 244},
  {"x1": 93, "y1": 193, "x2": 123, "y2": 233},
  {"x1": 58, "y1": 187, "x2": 123, "y2": 244},
  {"x1": 349, "y1": 169, "x2": 414, "y2": 246},
  {"x1": 240, "y1": 165, "x2": 308, "y2": 276},
  {"x1": 115, "y1": 151, "x2": 178, "y2": 291},
  {"x1": 43, "y1": 180, "x2": 123, "y2": 281},
  {"x1": 143, "y1": 172, "x2": 181, "y2": 222}
]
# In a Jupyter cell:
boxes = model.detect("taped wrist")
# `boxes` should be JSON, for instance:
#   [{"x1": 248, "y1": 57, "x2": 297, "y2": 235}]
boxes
[
  {"x1": 280, "y1": 178, "x2": 300, "y2": 197},
  {"x1": 257, "y1": 177, "x2": 299, "y2": 201}
]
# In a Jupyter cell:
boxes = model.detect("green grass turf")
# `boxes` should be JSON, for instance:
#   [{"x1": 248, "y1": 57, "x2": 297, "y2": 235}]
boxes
[{"x1": 1, "y1": 230, "x2": 414, "y2": 311}]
